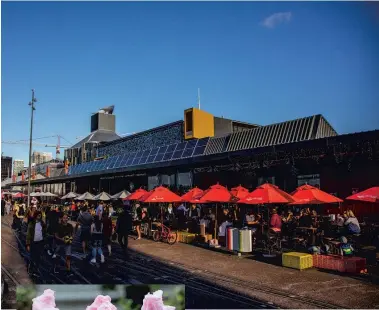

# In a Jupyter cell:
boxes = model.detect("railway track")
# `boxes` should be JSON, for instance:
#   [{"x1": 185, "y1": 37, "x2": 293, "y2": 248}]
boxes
[
  {"x1": 1, "y1": 260, "x2": 19, "y2": 309},
  {"x1": 2, "y1": 217, "x2": 344, "y2": 309}
]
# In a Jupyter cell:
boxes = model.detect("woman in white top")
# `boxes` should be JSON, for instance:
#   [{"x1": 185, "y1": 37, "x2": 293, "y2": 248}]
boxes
[
  {"x1": 344, "y1": 210, "x2": 361, "y2": 234},
  {"x1": 90, "y1": 216, "x2": 105, "y2": 264},
  {"x1": 5, "y1": 199, "x2": 11, "y2": 215}
]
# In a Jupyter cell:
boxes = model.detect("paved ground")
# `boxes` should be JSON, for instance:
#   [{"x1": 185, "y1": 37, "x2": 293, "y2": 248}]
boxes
[
  {"x1": 126, "y1": 232, "x2": 379, "y2": 309},
  {"x1": 2, "y1": 214, "x2": 379, "y2": 309}
]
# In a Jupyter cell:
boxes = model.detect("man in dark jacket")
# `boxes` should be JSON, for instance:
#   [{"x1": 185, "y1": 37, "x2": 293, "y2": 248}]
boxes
[
  {"x1": 26, "y1": 211, "x2": 46, "y2": 276},
  {"x1": 46, "y1": 205, "x2": 61, "y2": 256},
  {"x1": 116, "y1": 207, "x2": 132, "y2": 257}
]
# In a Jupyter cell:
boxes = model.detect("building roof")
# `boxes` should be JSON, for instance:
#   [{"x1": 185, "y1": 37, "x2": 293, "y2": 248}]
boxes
[
  {"x1": 99, "y1": 120, "x2": 183, "y2": 148},
  {"x1": 5, "y1": 128, "x2": 378, "y2": 186},
  {"x1": 70, "y1": 129, "x2": 121, "y2": 149}
]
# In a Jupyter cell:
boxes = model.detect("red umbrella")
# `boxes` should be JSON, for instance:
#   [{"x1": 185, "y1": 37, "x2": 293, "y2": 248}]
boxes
[
  {"x1": 12, "y1": 192, "x2": 25, "y2": 198},
  {"x1": 140, "y1": 186, "x2": 182, "y2": 203},
  {"x1": 199, "y1": 184, "x2": 234, "y2": 203},
  {"x1": 181, "y1": 187, "x2": 204, "y2": 202},
  {"x1": 230, "y1": 185, "x2": 249, "y2": 200},
  {"x1": 238, "y1": 183, "x2": 296, "y2": 204},
  {"x1": 124, "y1": 188, "x2": 148, "y2": 201},
  {"x1": 346, "y1": 187, "x2": 379, "y2": 203},
  {"x1": 290, "y1": 184, "x2": 343, "y2": 205}
]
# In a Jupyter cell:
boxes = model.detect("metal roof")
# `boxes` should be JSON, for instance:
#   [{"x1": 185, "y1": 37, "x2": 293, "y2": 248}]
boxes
[{"x1": 70, "y1": 129, "x2": 120, "y2": 149}]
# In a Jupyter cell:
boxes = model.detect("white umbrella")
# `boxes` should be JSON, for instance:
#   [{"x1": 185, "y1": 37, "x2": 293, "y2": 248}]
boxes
[
  {"x1": 2, "y1": 191, "x2": 12, "y2": 195},
  {"x1": 76, "y1": 192, "x2": 95, "y2": 201},
  {"x1": 61, "y1": 192, "x2": 78, "y2": 199},
  {"x1": 40, "y1": 192, "x2": 58, "y2": 197},
  {"x1": 93, "y1": 191, "x2": 112, "y2": 201},
  {"x1": 30, "y1": 192, "x2": 41, "y2": 197},
  {"x1": 111, "y1": 190, "x2": 131, "y2": 200}
]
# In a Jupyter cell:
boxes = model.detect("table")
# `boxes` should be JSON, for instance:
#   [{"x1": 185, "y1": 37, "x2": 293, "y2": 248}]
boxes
[{"x1": 296, "y1": 227, "x2": 317, "y2": 245}]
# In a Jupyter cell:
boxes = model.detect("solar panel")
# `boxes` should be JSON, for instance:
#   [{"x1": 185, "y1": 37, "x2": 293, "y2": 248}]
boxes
[
  {"x1": 119, "y1": 154, "x2": 129, "y2": 168},
  {"x1": 154, "y1": 153, "x2": 164, "y2": 162},
  {"x1": 181, "y1": 148, "x2": 194, "y2": 158},
  {"x1": 126, "y1": 153, "x2": 136, "y2": 166},
  {"x1": 186, "y1": 139, "x2": 198, "y2": 148},
  {"x1": 193, "y1": 146, "x2": 206, "y2": 156},
  {"x1": 142, "y1": 150, "x2": 151, "y2": 157},
  {"x1": 132, "y1": 157, "x2": 141, "y2": 165},
  {"x1": 196, "y1": 137, "x2": 209, "y2": 147},
  {"x1": 172, "y1": 149, "x2": 184, "y2": 160},
  {"x1": 163, "y1": 152, "x2": 174, "y2": 161},
  {"x1": 158, "y1": 146, "x2": 168, "y2": 154},
  {"x1": 139, "y1": 157, "x2": 148, "y2": 165},
  {"x1": 93, "y1": 161, "x2": 101, "y2": 171},
  {"x1": 146, "y1": 155, "x2": 156, "y2": 163},
  {"x1": 166, "y1": 144, "x2": 178, "y2": 153},
  {"x1": 136, "y1": 150, "x2": 144, "y2": 158},
  {"x1": 108, "y1": 156, "x2": 120, "y2": 169},
  {"x1": 175, "y1": 142, "x2": 187, "y2": 151},
  {"x1": 149, "y1": 148, "x2": 159, "y2": 156}
]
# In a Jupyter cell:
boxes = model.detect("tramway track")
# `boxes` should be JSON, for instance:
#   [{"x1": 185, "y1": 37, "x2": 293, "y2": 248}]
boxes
[
  {"x1": 2, "y1": 219, "x2": 90, "y2": 285},
  {"x1": 1, "y1": 264, "x2": 18, "y2": 310}
]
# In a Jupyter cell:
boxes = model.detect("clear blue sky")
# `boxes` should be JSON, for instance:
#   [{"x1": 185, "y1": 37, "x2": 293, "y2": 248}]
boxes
[{"x1": 2, "y1": 1, "x2": 379, "y2": 165}]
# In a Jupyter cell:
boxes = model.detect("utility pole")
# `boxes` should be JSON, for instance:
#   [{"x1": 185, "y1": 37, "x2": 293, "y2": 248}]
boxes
[
  {"x1": 197, "y1": 88, "x2": 201, "y2": 110},
  {"x1": 27, "y1": 89, "x2": 37, "y2": 209}
]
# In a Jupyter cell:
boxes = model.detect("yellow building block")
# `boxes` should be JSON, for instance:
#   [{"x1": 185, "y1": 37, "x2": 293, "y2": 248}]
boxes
[{"x1": 282, "y1": 252, "x2": 313, "y2": 270}]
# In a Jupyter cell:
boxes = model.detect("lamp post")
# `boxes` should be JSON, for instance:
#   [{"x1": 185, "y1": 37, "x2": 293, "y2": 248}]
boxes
[{"x1": 27, "y1": 89, "x2": 37, "y2": 209}]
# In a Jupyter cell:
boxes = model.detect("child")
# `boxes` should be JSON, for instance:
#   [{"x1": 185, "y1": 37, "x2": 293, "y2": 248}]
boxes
[{"x1": 339, "y1": 236, "x2": 354, "y2": 257}]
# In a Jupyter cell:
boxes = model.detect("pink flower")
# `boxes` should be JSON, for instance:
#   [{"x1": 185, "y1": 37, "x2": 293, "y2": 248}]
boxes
[
  {"x1": 32, "y1": 289, "x2": 59, "y2": 310},
  {"x1": 142, "y1": 290, "x2": 176, "y2": 310},
  {"x1": 86, "y1": 295, "x2": 117, "y2": 310}
]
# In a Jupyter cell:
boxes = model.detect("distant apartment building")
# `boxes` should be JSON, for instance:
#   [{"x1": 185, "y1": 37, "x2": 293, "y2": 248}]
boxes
[
  {"x1": 1, "y1": 156, "x2": 12, "y2": 180},
  {"x1": 32, "y1": 151, "x2": 53, "y2": 165},
  {"x1": 13, "y1": 159, "x2": 24, "y2": 176}
]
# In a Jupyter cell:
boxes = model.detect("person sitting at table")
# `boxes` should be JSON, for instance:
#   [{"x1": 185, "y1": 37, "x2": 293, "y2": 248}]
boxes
[
  {"x1": 339, "y1": 236, "x2": 354, "y2": 256},
  {"x1": 344, "y1": 211, "x2": 361, "y2": 235},
  {"x1": 269, "y1": 209, "x2": 282, "y2": 231},
  {"x1": 336, "y1": 213, "x2": 345, "y2": 227},
  {"x1": 299, "y1": 209, "x2": 313, "y2": 228},
  {"x1": 232, "y1": 204, "x2": 242, "y2": 228}
]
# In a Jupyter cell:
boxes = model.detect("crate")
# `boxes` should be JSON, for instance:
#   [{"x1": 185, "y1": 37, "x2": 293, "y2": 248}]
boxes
[
  {"x1": 313, "y1": 255, "x2": 366, "y2": 274},
  {"x1": 282, "y1": 252, "x2": 313, "y2": 270},
  {"x1": 177, "y1": 231, "x2": 196, "y2": 244}
]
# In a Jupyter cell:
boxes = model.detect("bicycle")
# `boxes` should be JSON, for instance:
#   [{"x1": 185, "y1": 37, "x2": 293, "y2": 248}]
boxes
[
  {"x1": 152, "y1": 222, "x2": 177, "y2": 245},
  {"x1": 262, "y1": 228, "x2": 283, "y2": 256}
]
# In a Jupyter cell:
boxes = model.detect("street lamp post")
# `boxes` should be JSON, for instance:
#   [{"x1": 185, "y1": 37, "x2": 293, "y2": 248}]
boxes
[{"x1": 27, "y1": 89, "x2": 37, "y2": 210}]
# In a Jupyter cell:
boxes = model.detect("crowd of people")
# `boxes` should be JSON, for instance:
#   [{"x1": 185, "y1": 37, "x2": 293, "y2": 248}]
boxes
[
  {"x1": 2, "y1": 196, "x2": 135, "y2": 277},
  {"x1": 1, "y1": 193, "x2": 377, "y2": 278}
]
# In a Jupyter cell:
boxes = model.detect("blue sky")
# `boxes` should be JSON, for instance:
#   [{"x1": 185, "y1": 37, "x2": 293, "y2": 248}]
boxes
[{"x1": 2, "y1": 1, "x2": 379, "y2": 165}]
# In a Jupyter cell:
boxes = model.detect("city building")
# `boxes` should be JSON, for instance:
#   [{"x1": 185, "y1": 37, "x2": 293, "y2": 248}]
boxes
[
  {"x1": 64, "y1": 105, "x2": 120, "y2": 165},
  {"x1": 13, "y1": 159, "x2": 24, "y2": 176},
  {"x1": 32, "y1": 151, "x2": 53, "y2": 165},
  {"x1": 1, "y1": 155, "x2": 12, "y2": 181},
  {"x1": 2, "y1": 106, "x2": 378, "y2": 200}
]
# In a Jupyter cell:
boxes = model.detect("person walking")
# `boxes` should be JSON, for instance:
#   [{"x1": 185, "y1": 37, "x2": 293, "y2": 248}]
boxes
[
  {"x1": 90, "y1": 215, "x2": 105, "y2": 264},
  {"x1": 116, "y1": 207, "x2": 133, "y2": 257},
  {"x1": 46, "y1": 205, "x2": 61, "y2": 256},
  {"x1": 102, "y1": 211, "x2": 113, "y2": 256},
  {"x1": 26, "y1": 211, "x2": 46, "y2": 276},
  {"x1": 53, "y1": 213, "x2": 74, "y2": 274},
  {"x1": 96, "y1": 201, "x2": 104, "y2": 221},
  {"x1": 5, "y1": 199, "x2": 12, "y2": 215},
  {"x1": 132, "y1": 203, "x2": 142, "y2": 240},
  {"x1": 76, "y1": 206, "x2": 93, "y2": 254},
  {"x1": 13, "y1": 203, "x2": 25, "y2": 231}
]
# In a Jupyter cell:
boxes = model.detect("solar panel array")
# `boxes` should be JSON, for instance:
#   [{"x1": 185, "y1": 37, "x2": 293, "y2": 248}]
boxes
[
  {"x1": 68, "y1": 137, "x2": 210, "y2": 175},
  {"x1": 68, "y1": 115, "x2": 337, "y2": 176}
]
